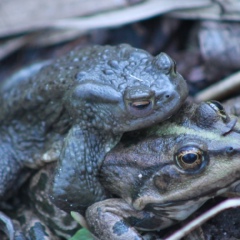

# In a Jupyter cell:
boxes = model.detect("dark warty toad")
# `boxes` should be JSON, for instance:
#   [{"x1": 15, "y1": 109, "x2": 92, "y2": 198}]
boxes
[{"x1": 0, "y1": 44, "x2": 188, "y2": 213}]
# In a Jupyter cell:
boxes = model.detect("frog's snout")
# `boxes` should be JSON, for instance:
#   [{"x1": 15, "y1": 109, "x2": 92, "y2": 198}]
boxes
[
  {"x1": 225, "y1": 146, "x2": 240, "y2": 156},
  {"x1": 157, "y1": 89, "x2": 177, "y2": 102}
]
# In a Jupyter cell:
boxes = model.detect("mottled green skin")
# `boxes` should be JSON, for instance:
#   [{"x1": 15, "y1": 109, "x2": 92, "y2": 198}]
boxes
[
  {"x1": 86, "y1": 101, "x2": 240, "y2": 240},
  {"x1": 0, "y1": 44, "x2": 188, "y2": 212}
]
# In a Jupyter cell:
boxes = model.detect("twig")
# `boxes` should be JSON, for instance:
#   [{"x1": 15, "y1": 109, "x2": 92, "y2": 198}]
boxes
[
  {"x1": 194, "y1": 71, "x2": 240, "y2": 102},
  {"x1": 166, "y1": 198, "x2": 240, "y2": 240}
]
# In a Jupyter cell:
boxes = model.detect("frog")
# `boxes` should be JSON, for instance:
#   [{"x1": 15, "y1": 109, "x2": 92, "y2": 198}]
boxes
[
  {"x1": 85, "y1": 100, "x2": 240, "y2": 240},
  {"x1": 0, "y1": 44, "x2": 188, "y2": 212},
  {"x1": 1, "y1": 100, "x2": 240, "y2": 240}
]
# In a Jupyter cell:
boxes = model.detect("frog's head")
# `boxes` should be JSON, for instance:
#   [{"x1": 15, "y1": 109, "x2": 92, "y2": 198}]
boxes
[
  {"x1": 64, "y1": 45, "x2": 188, "y2": 133},
  {"x1": 101, "y1": 101, "x2": 240, "y2": 220},
  {"x1": 120, "y1": 52, "x2": 188, "y2": 132}
]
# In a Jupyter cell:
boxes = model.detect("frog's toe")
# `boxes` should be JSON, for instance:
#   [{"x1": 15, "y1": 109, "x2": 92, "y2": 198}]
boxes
[
  {"x1": 0, "y1": 211, "x2": 15, "y2": 240},
  {"x1": 86, "y1": 199, "x2": 143, "y2": 240}
]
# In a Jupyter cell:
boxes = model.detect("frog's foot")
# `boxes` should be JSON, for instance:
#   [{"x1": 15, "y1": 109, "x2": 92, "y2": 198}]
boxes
[
  {"x1": 51, "y1": 125, "x2": 120, "y2": 213},
  {"x1": 16, "y1": 207, "x2": 59, "y2": 240},
  {"x1": 0, "y1": 202, "x2": 56, "y2": 240},
  {"x1": 22, "y1": 219, "x2": 54, "y2": 240},
  {"x1": 85, "y1": 198, "x2": 157, "y2": 240},
  {"x1": 0, "y1": 211, "x2": 15, "y2": 240},
  {"x1": 26, "y1": 139, "x2": 63, "y2": 169},
  {"x1": 0, "y1": 212, "x2": 27, "y2": 240},
  {"x1": 0, "y1": 143, "x2": 27, "y2": 200},
  {"x1": 27, "y1": 163, "x2": 79, "y2": 238}
]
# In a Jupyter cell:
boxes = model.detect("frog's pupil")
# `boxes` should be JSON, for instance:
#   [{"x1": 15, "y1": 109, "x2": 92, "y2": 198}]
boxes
[
  {"x1": 208, "y1": 101, "x2": 225, "y2": 114},
  {"x1": 131, "y1": 101, "x2": 150, "y2": 110},
  {"x1": 182, "y1": 153, "x2": 197, "y2": 164},
  {"x1": 211, "y1": 101, "x2": 224, "y2": 111}
]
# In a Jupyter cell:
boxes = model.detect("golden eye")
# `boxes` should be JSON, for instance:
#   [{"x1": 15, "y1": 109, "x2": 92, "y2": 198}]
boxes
[
  {"x1": 175, "y1": 146, "x2": 207, "y2": 172},
  {"x1": 207, "y1": 100, "x2": 228, "y2": 121},
  {"x1": 124, "y1": 87, "x2": 155, "y2": 117},
  {"x1": 127, "y1": 99, "x2": 153, "y2": 117},
  {"x1": 130, "y1": 100, "x2": 151, "y2": 109}
]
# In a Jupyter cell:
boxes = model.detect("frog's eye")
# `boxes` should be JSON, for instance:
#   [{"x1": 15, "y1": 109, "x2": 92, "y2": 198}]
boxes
[
  {"x1": 207, "y1": 100, "x2": 228, "y2": 121},
  {"x1": 127, "y1": 99, "x2": 153, "y2": 117},
  {"x1": 171, "y1": 59, "x2": 177, "y2": 75},
  {"x1": 124, "y1": 87, "x2": 155, "y2": 117},
  {"x1": 153, "y1": 53, "x2": 175, "y2": 75},
  {"x1": 175, "y1": 146, "x2": 208, "y2": 172}
]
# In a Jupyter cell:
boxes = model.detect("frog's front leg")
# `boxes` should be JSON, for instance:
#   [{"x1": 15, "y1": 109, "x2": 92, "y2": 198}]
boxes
[
  {"x1": 86, "y1": 198, "x2": 162, "y2": 240},
  {"x1": 0, "y1": 141, "x2": 25, "y2": 200},
  {"x1": 51, "y1": 125, "x2": 120, "y2": 213}
]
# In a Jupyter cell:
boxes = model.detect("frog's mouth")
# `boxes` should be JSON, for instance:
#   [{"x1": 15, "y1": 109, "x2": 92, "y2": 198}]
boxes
[
  {"x1": 147, "y1": 197, "x2": 207, "y2": 222},
  {"x1": 143, "y1": 180, "x2": 240, "y2": 222},
  {"x1": 133, "y1": 178, "x2": 240, "y2": 212},
  {"x1": 133, "y1": 197, "x2": 209, "y2": 232}
]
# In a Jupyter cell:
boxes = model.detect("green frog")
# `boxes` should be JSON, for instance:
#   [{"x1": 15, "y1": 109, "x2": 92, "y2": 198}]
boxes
[
  {"x1": 1, "y1": 100, "x2": 240, "y2": 240},
  {"x1": 86, "y1": 100, "x2": 240, "y2": 240},
  {"x1": 0, "y1": 44, "x2": 188, "y2": 212}
]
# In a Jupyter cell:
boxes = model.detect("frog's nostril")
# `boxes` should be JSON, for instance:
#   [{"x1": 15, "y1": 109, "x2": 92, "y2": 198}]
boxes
[
  {"x1": 157, "y1": 91, "x2": 174, "y2": 101},
  {"x1": 226, "y1": 146, "x2": 235, "y2": 155}
]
